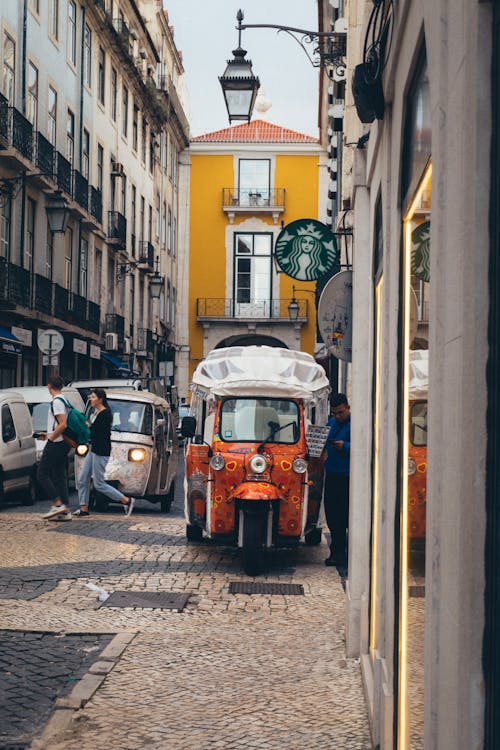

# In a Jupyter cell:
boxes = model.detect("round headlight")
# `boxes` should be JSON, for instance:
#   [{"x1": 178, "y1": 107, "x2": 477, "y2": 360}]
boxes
[
  {"x1": 292, "y1": 458, "x2": 308, "y2": 474},
  {"x1": 249, "y1": 454, "x2": 268, "y2": 474},
  {"x1": 76, "y1": 444, "x2": 89, "y2": 457},
  {"x1": 408, "y1": 457, "x2": 416, "y2": 475},
  {"x1": 128, "y1": 447, "x2": 146, "y2": 462},
  {"x1": 210, "y1": 453, "x2": 225, "y2": 471}
]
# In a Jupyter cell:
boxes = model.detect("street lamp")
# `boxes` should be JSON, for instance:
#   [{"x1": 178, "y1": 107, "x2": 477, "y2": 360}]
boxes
[
  {"x1": 220, "y1": 9, "x2": 347, "y2": 123},
  {"x1": 149, "y1": 257, "x2": 164, "y2": 299},
  {"x1": 288, "y1": 285, "x2": 317, "y2": 322},
  {"x1": 45, "y1": 192, "x2": 70, "y2": 234},
  {"x1": 219, "y1": 11, "x2": 260, "y2": 123}
]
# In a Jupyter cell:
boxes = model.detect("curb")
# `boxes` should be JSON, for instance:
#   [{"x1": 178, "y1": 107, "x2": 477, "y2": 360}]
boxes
[{"x1": 30, "y1": 630, "x2": 137, "y2": 750}]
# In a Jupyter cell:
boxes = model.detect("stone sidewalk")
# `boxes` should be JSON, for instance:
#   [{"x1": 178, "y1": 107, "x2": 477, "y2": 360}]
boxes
[{"x1": 0, "y1": 492, "x2": 372, "y2": 749}]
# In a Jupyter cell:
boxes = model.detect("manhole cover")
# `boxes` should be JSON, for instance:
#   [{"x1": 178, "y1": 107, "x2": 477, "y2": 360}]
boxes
[
  {"x1": 228, "y1": 582, "x2": 304, "y2": 595},
  {"x1": 409, "y1": 585, "x2": 425, "y2": 598},
  {"x1": 101, "y1": 591, "x2": 189, "y2": 610}
]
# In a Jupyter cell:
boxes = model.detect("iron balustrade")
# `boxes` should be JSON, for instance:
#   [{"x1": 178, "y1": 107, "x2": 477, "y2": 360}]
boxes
[
  {"x1": 0, "y1": 259, "x2": 30, "y2": 307},
  {"x1": 11, "y1": 108, "x2": 33, "y2": 161},
  {"x1": 90, "y1": 186, "x2": 102, "y2": 224},
  {"x1": 70, "y1": 292, "x2": 87, "y2": 326},
  {"x1": 196, "y1": 297, "x2": 308, "y2": 319},
  {"x1": 35, "y1": 132, "x2": 54, "y2": 179},
  {"x1": 108, "y1": 211, "x2": 127, "y2": 245},
  {"x1": 34, "y1": 274, "x2": 53, "y2": 315},
  {"x1": 55, "y1": 152, "x2": 73, "y2": 196},
  {"x1": 137, "y1": 327, "x2": 154, "y2": 353},
  {"x1": 54, "y1": 284, "x2": 69, "y2": 320},
  {"x1": 88, "y1": 301, "x2": 100, "y2": 334},
  {"x1": 111, "y1": 17, "x2": 130, "y2": 54},
  {"x1": 222, "y1": 187, "x2": 285, "y2": 209},
  {"x1": 105, "y1": 313, "x2": 125, "y2": 340},
  {"x1": 138, "y1": 241, "x2": 154, "y2": 269},
  {"x1": 73, "y1": 170, "x2": 89, "y2": 211}
]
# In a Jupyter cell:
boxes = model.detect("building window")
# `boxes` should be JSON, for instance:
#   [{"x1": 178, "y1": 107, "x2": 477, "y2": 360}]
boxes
[
  {"x1": 148, "y1": 205, "x2": 152, "y2": 242},
  {"x1": 130, "y1": 274, "x2": 135, "y2": 329},
  {"x1": 167, "y1": 207, "x2": 172, "y2": 254},
  {"x1": 132, "y1": 102, "x2": 138, "y2": 151},
  {"x1": 66, "y1": 108, "x2": 75, "y2": 165},
  {"x1": 80, "y1": 236, "x2": 88, "y2": 297},
  {"x1": 82, "y1": 128, "x2": 90, "y2": 180},
  {"x1": 111, "y1": 67, "x2": 117, "y2": 121},
  {"x1": 140, "y1": 196, "x2": 145, "y2": 241},
  {"x1": 97, "y1": 143, "x2": 103, "y2": 191},
  {"x1": 65, "y1": 227, "x2": 73, "y2": 291},
  {"x1": 121, "y1": 174, "x2": 126, "y2": 215},
  {"x1": 233, "y1": 232, "x2": 272, "y2": 316},
  {"x1": 169, "y1": 137, "x2": 174, "y2": 180},
  {"x1": 45, "y1": 224, "x2": 53, "y2": 279},
  {"x1": 26, "y1": 198, "x2": 36, "y2": 274},
  {"x1": 27, "y1": 61, "x2": 38, "y2": 127},
  {"x1": 98, "y1": 47, "x2": 105, "y2": 104},
  {"x1": 131, "y1": 185, "x2": 136, "y2": 255},
  {"x1": 173, "y1": 216, "x2": 177, "y2": 258},
  {"x1": 29, "y1": 0, "x2": 40, "y2": 13},
  {"x1": 2, "y1": 33, "x2": 15, "y2": 103},
  {"x1": 68, "y1": 1, "x2": 76, "y2": 65},
  {"x1": 50, "y1": 0, "x2": 59, "y2": 40},
  {"x1": 48, "y1": 86, "x2": 57, "y2": 146},
  {"x1": 95, "y1": 248, "x2": 102, "y2": 304},
  {"x1": 84, "y1": 23, "x2": 91, "y2": 86},
  {"x1": 238, "y1": 159, "x2": 271, "y2": 204},
  {"x1": 1, "y1": 197, "x2": 11, "y2": 260},
  {"x1": 161, "y1": 201, "x2": 166, "y2": 247},
  {"x1": 122, "y1": 85, "x2": 128, "y2": 137},
  {"x1": 149, "y1": 132, "x2": 155, "y2": 173},
  {"x1": 141, "y1": 119, "x2": 147, "y2": 163}
]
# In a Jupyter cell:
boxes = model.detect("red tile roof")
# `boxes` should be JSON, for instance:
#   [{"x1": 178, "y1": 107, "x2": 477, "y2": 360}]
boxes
[{"x1": 191, "y1": 120, "x2": 319, "y2": 144}]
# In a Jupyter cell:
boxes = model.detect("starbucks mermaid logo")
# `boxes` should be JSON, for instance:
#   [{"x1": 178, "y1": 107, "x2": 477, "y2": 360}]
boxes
[{"x1": 275, "y1": 219, "x2": 338, "y2": 281}]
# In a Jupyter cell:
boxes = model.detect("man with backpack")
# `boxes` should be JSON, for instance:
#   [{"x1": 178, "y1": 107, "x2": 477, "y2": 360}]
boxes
[{"x1": 39, "y1": 375, "x2": 72, "y2": 521}]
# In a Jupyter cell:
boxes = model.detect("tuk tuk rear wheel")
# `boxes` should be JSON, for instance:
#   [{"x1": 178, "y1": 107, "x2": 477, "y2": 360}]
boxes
[{"x1": 241, "y1": 513, "x2": 266, "y2": 576}]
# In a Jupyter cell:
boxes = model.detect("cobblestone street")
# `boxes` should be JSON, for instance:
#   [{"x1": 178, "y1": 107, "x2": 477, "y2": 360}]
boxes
[{"x1": 0, "y1": 463, "x2": 372, "y2": 750}]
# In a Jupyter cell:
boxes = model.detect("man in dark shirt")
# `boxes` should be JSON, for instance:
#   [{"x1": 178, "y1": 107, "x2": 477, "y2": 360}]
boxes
[{"x1": 324, "y1": 393, "x2": 351, "y2": 567}]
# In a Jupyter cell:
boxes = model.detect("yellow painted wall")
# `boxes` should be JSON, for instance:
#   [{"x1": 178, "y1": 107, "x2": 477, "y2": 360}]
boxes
[{"x1": 189, "y1": 149, "x2": 320, "y2": 380}]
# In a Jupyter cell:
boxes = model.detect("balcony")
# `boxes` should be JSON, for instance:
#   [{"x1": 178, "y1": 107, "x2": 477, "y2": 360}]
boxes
[
  {"x1": 34, "y1": 274, "x2": 53, "y2": 316},
  {"x1": 0, "y1": 100, "x2": 34, "y2": 164},
  {"x1": 0, "y1": 260, "x2": 31, "y2": 309},
  {"x1": 73, "y1": 170, "x2": 89, "y2": 212},
  {"x1": 90, "y1": 186, "x2": 103, "y2": 225},
  {"x1": 111, "y1": 17, "x2": 130, "y2": 55},
  {"x1": 106, "y1": 313, "x2": 125, "y2": 342},
  {"x1": 54, "y1": 284, "x2": 69, "y2": 320},
  {"x1": 137, "y1": 241, "x2": 154, "y2": 271},
  {"x1": 55, "y1": 151, "x2": 73, "y2": 197},
  {"x1": 34, "y1": 132, "x2": 55, "y2": 179},
  {"x1": 136, "y1": 327, "x2": 154, "y2": 357},
  {"x1": 69, "y1": 292, "x2": 88, "y2": 327},
  {"x1": 88, "y1": 301, "x2": 100, "y2": 334},
  {"x1": 196, "y1": 298, "x2": 308, "y2": 322},
  {"x1": 222, "y1": 188, "x2": 285, "y2": 224},
  {"x1": 108, "y1": 211, "x2": 127, "y2": 246}
]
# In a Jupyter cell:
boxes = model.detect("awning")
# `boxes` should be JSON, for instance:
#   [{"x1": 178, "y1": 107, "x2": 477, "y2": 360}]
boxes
[
  {"x1": 101, "y1": 350, "x2": 133, "y2": 374},
  {"x1": 0, "y1": 326, "x2": 22, "y2": 355}
]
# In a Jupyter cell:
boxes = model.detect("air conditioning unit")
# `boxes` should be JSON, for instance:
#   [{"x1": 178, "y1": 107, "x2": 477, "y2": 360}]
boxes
[
  {"x1": 105, "y1": 332, "x2": 118, "y2": 351},
  {"x1": 111, "y1": 161, "x2": 124, "y2": 176},
  {"x1": 123, "y1": 337, "x2": 131, "y2": 354}
]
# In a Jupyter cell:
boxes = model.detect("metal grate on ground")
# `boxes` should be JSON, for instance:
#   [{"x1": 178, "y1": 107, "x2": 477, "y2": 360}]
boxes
[
  {"x1": 100, "y1": 591, "x2": 190, "y2": 611},
  {"x1": 228, "y1": 582, "x2": 304, "y2": 596}
]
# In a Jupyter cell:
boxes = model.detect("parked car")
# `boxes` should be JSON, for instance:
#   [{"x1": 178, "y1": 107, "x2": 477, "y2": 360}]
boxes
[
  {"x1": 75, "y1": 389, "x2": 179, "y2": 513},
  {"x1": 0, "y1": 390, "x2": 37, "y2": 507},
  {"x1": 6, "y1": 386, "x2": 86, "y2": 497}
]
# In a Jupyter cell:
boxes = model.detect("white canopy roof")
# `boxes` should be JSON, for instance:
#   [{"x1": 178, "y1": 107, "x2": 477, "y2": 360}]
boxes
[
  {"x1": 191, "y1": 346, "x2": 330, "y2": 403},
  {"x1": 409, "y1": 349, "x2": 428, "y2": 399}
]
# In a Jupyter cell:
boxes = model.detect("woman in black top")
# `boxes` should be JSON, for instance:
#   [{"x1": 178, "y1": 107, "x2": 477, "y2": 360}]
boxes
[{"x1": 75, "y1": 388, "x2": 135, "y2": 517}]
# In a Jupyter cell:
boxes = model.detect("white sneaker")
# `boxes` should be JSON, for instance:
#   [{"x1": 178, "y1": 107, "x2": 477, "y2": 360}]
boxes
[
  {"x1": 52, "y1": 512, "x2": 72, "y2": 521},
  {"x1": 124, "y1": 497, "x2": 135, "y2": 516},
  {"x1": 42, "y1": 504, "x2": 70, "y2": 519}
]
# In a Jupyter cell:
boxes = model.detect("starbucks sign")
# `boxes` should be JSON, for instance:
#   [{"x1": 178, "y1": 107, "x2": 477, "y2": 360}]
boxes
[{"x1": 275, "y1": 219, "x2": 338, "y2": 281}]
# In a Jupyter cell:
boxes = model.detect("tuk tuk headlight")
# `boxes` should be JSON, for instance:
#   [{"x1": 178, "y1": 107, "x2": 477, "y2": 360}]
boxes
[
  {"x1": 210, "y1": 454, "x2": 225, "y2": 471},
  {"x1": 76, "y1": 444, "x2": 89, "y2": 457},
  {"x1": 128, "y1": 447, "x2": 146, "y2": 462},
  {"x1": 408, "y1": 457, "x2": 416, "y2": 475},
  {"x1": 249, "y1": 454, "x2": 268, "y2": 474},
  {"x1": 292, "y1": 458, "x2": 308, "y2": 474}
]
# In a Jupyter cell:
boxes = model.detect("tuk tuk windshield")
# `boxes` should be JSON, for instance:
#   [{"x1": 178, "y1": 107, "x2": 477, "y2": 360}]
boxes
[
  {"x1": 107, "y1": 399, "x2": 153, "y2": 435},
  {"x1": 219, "y1": 398, "x2": 299, "y2": 443},
  {"x1": 410, "y1": 401, "x2": 427, "y2": 446}
]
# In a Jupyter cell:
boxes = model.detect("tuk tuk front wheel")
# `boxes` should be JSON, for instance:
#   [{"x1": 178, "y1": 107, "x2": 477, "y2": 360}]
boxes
[{"x1": 241, "y1": 512, "x2": 266, "y2": 576}]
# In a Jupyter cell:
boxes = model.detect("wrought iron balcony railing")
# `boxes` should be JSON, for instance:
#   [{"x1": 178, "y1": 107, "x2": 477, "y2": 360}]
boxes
[
  {"x1": 34, "y1": 274, "x2": 53, "y2": 315},
  {"x1": 0, "y1": 103, "x2": 34, "y2": 162},
  {"x1": 90, "y1": 186, "x2": 102, "y2": 224},
  {"x1": 70, "y1": 292, "x2": 88, "y2": 326},
  {"x1": 137, "y1": 327, "x2": 154, "y2": 353},
  {"x1": 222, "y1": 187, "x2": 285, "y2": 210},
  {"x1": 137, "y1": 241, "x2": 154, "y2": 270},
  {"x1": 196, "y1": 297, "x2": 308, "y2": 320},
  {"x1": 35, "y1": 132, "x2": 55, "y2": 179},
  {"x1": 0, "y1": 259, "x2": 31, "y2": 308},
  {"x1": 88, "y1": 301, "x2": 100, "y2": 334},
  {"x1": 55, "y1": 151, "x2": 73, "y2": 196},
  {"x1": 54, "y1": 284, "x2": 69, "y2": 320},
  {"x1": 108, "y1": 211, "x2": 127, "y2": 245},
  {"x1": 73, "y1": 170, "x2": 89, "y2": 211},
  {"x1": 105, "y1": 313, "x2": 125, "y2": 340}
]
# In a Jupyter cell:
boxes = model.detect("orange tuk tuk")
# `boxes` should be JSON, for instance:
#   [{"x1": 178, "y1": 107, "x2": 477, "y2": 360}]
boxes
[
  {"x1": 181, "y1": 346, "x2": 331, "y2": 575},
  {"x1": 408, "y1": 350, "x2": 428, "y2": 538}
]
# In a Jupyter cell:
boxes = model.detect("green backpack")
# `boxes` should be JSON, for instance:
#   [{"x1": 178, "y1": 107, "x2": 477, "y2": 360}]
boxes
[{"x1": 51, "y1": 396, "x2": 90, "y2": 446}]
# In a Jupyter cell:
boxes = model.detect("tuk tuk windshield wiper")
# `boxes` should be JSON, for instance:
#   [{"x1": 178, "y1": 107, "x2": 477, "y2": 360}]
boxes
[{"x1": 257, "y1": 421, "x2": 297, "y2": 453}]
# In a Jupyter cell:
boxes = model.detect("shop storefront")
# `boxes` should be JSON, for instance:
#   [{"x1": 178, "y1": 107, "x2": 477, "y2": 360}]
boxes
[{"x1": 0, "y1": 327, "x2": 21, "y2": 387}]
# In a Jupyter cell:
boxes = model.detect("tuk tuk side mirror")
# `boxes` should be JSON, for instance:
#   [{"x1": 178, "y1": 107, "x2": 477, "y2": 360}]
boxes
[{"x1": 181, "y1": 416, "x2": 197, "y2": 438}]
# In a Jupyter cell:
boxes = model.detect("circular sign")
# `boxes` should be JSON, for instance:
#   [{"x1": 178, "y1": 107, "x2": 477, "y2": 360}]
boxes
[
  {"x1": 411, "y1": 220, "x2": 430, "y2": 282},
  {"x1": 274, "y1": 219, "x2": 338, "y2": 281},
  {"x1": 317, "y1": 270, "x2": 353, "y2": 362},
  {"x1": 37, "y1": 328, "x2": 64, "y2": 355}
]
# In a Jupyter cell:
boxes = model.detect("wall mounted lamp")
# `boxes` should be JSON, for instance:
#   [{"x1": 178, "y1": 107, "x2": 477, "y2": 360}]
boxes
[
  {"x1": 149, "y1": 256, "x2": 164, "y2": 300},
  {"x1": 287, "y1": 285, "x2": 316, "y2": 322},
  {"x1": 0, "y1": 177, "x2": 70, "y2": 234}
]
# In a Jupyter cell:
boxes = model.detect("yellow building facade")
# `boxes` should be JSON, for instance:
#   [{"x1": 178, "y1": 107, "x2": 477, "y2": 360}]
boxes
[{"x1": 188, "y1": 120, "x2": 325, "y2": 380}]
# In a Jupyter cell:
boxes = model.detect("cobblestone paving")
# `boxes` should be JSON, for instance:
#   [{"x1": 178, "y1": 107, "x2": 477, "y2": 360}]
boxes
[
  {"x1": 0, "y1": 630, "x2": 112, "y2": 748},
  {"x1": 0, "y1": 467, "x2": 372, "y2": 749}
]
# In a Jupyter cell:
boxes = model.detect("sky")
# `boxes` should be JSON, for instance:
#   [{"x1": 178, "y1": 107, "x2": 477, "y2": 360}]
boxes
[{"x1": 163, "y1": 1, "x2": 320, "y2": 138}]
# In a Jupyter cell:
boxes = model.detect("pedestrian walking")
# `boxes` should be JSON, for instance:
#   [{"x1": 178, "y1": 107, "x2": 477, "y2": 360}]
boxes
[
  {"x1": 324, "y1": 393, "x2": 351, "y2": 567},
  {"x1": 39, "y1": 375, "x2": 72, "y2": 521},
  {"x1": 74, "y1": 388, "x2": 135, "y2": 517}
]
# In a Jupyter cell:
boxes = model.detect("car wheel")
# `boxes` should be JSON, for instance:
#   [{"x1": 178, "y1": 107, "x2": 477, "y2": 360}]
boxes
[{"x1": 160, "y1": 480, "x2": 175, "y2": 513}]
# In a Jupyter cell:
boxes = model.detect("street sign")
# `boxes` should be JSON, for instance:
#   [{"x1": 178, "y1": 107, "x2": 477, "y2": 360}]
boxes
[
  {"x1": 317, "y1": 270, "x2": 353, "y2": 362},
  {"x1": 37, "y1": 329, "x2": 64, "y2": 355},
  {"x1": 42, "y1": 354, "x2": 59, "y2": 366},
  {"x1": 274, "y1": 219, "x2": 338, "y2": 281}
]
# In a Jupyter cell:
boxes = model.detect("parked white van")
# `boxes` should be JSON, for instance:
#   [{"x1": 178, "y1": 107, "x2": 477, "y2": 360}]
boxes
[{"x1": 0, "y1": 390, "x2": 37, "y2": 507}]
